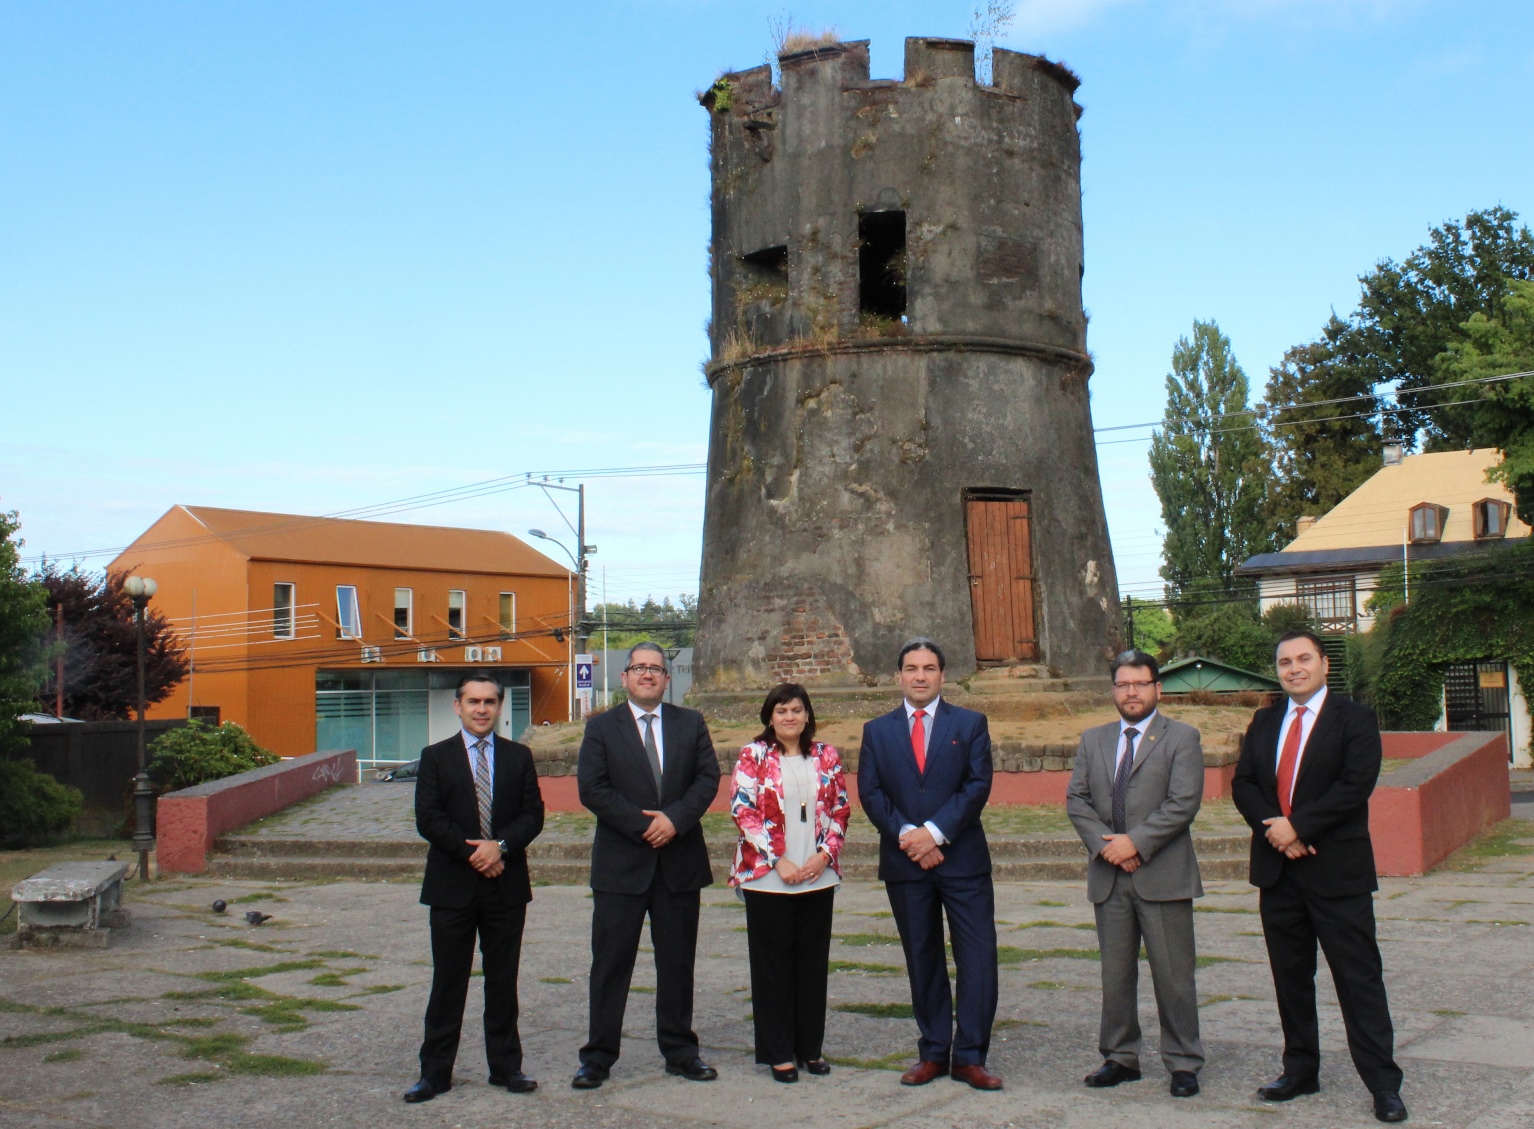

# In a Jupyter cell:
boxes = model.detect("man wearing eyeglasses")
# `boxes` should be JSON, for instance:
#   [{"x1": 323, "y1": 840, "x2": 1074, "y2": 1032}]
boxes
[
  {"x1": 572, "y1": 641, "x2": 722, "y2": 1089},
  {"x1": 1066, "y1": 650, "x2": 1206, "y2": 1099}
]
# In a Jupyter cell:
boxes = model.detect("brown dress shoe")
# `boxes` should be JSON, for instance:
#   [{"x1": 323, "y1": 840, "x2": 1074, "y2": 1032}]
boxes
[
  {"x1": 952, "y1": 1064, "x2": 1004, "y2": 1091},
  {"x1": 900, "y1": 1060, "x2": 949, "y2": 1086}
]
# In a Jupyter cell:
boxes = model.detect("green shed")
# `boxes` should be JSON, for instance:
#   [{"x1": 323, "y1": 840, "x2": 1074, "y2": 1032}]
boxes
[{"x1": 1158, "y1": 657, "x2": 1280, "y2": 694}]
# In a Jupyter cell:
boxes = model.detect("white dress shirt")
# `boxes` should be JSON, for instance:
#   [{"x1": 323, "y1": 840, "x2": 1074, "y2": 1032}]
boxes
[
  {"x1": 1275, "y1": 686, "x2": 1328, "y2": 808},
  {"x1": 461, "y1": 727, "x2": 494, "y2": 788},
  {"x1": 900, "y1": 696, "x2": 948, "y2": 845},
  {"x1": 628, "y1": 700, "x2": 664, "y2": 770},
  {"x1": 1116, "y1": 710, "x2": 1158, "y2": 772}
]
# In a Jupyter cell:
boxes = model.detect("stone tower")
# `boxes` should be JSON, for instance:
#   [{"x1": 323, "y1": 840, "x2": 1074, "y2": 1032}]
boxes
[{"x1": 694, "y1": 37, "x2": 1120, "y2": 691}]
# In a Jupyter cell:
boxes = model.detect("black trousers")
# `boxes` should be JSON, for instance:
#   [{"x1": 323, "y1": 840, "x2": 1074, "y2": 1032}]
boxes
[
  {"x1": 742, "y1": 887, "x2": 836, "y2": 1066},
  {"x1": 419, "y1": 877, "x2": 526, "y2": 1085},
  {"x1": 1259, "y1": 866, "x2": 1402, "y2": 1093},
  {"x1": 581, "y1": 879, "x2": 701, "y2": 1069},
  {"x1": 885, "y1": 870, "x2": 998, "y2": 1068}
]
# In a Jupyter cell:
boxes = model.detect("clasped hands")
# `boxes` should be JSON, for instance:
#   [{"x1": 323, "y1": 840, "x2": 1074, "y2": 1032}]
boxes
[
  {"x1": 1261, "y1": 816, "x2": 1317, "y2": 860},
  {"x1": 899, "y1": 826, "x2": 945, "y2": 870},
  {"x1": 465, "y1": 839, "x2": 505, "y2": 878},
  {"x1": 774, "y1": 850, "x2": 831, "y2": 886},
  {"x1": 1099, "y1": 833, "x2": 1141, "y2": 873},
  {"x1": 642, "y1": 809, "x2": 677, "y2": 848}
]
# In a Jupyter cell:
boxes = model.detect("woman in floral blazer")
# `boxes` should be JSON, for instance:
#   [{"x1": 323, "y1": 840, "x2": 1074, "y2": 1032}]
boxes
[{"x1": 730, "y1": 683, "x2": 851, "y2": 1083}]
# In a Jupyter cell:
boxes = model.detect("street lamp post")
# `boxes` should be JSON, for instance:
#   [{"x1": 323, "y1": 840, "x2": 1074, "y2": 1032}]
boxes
[
  {"x1": 527, "y1": 480, "x2": 596, "y2": 654},
  {"x1": 122, "y1": 575, "x2": 158, "y2": 883}
]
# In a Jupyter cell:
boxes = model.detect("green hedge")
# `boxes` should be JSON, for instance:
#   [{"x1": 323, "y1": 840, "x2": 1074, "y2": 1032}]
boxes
[
  {"x1": 0, "y1": 759, "x2": 84, "y2": 848},
  {"x1": 147, "y1": 720, "x2": 278, "y2": 792}
]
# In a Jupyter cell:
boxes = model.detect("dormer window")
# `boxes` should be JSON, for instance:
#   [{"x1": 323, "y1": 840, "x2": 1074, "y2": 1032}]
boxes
[
  {"x1": 1473, "y1": 498, "x2": 1512, "y2": 539},
  {"x1": 1409, "y1": 502, "x2": 1448, "y2": 544}
]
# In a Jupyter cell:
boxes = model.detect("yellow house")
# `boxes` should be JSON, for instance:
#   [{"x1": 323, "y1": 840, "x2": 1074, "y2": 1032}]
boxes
[
  {"x1": 111, "y1": 506, "x2": 576, "y2": 769},
  {"x1": 1238, "y1": 447, "x2": 1530, "y2": 765}
]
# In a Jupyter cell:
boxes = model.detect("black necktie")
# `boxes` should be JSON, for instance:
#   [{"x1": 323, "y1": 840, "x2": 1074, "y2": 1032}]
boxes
[
  {"x1": 1111, "y1": 728, "x2": 1139, "y2": 834},
  {"x1": 642, "y1": 713, "x2": 663, "y2": 798}
]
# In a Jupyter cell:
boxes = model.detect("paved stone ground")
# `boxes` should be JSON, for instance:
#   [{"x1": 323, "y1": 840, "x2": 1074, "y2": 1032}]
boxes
[{"x1": 4, "y1": 829, "x2": 1533, "y2": 1129}]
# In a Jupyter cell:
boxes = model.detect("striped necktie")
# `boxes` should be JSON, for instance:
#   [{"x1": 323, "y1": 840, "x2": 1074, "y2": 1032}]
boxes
[
  {"x1": 473, "y1": 738, "x2": 493, "y2": 839},
  {"x1": 1111, "y1": 728, "x2": 1139, "y2": 834}
]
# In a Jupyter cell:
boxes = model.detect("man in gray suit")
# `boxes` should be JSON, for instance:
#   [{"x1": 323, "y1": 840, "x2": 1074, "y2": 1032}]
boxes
[{"x1": 1066, "y1": 650, "x2": 1206, "y2": 1098}]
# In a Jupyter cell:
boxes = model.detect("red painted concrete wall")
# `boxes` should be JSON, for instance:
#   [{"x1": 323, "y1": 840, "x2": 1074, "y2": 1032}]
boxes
[
  {"x1": 1371, "y1": 732, "x2": 1511, "y2": 876},
  {"x1": 158, "y1": 749, "x2": 358, "y2": 873}
]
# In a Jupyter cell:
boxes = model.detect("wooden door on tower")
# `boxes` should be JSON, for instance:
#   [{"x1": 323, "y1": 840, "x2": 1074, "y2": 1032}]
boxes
[{"x1": 965, "y1": 496, "x2": 1039, "y2": 662}]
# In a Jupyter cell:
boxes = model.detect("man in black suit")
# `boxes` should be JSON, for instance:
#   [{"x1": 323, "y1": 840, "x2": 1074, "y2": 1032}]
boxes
[
  {"x1": 1232, "y1": 630, "x2": 1407, "y2": 1123},
  {"x1": 571, "y1": 642, "x2": 722, "y2": 1088},
  {"x1": 857, "y1": 639, "x2": 1002, "y2": 1091},
  {"x1": 404, "y1": 673, "x2": 545, "y2": 1103}
]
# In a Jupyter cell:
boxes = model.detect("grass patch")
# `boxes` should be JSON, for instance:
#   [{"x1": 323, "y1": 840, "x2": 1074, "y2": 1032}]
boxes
[
  {"x1": 994, "y1": 1017, "x2": 1048, "y2": 1028},
  {"x1": 828, "y1": 960, "x2": 902, "y2": 975},
  {"x1": 540, "y1": 977, "x2": 573, "y2": 984},
  {"x1": 1199, "y1": 994, "x2": 1254, "y2": 1008},
  {"x1": 1028, "y1": 981, "x2": 1067, "y2": 990},
  {"x1": 194, "y1": 960, "x2": 327, "y2": 982},
  {"x1": 307, "y1": 950, "x2": 378, "y2": 960},
  {"x1": 1196, "y1": 955, "x2": 1248, "y2": 967},
  {"x1": 1432, "y1": 1009, "x2": 1465, "y2": 1017},
  {"x1": 997, "y1": 946, "x2": 1099, "y2": 963},
  {"x1": 347, "y1": 985, "x2": 405, "y2": 996},
  {"x1": 1443, "y1": 819, "x2": 1534, "y2": 871},
  {"x1": 306, "y1": 968, "x2": 369, "y2": 988},
  {"x1": 629, "y1": 985, "x2": 655, "y2": 994},
  {"x1": 980, "y1": 805, "x2": 1075, "y2": 835},
  {"x1": 1195, "y1": 904, "x2": 1259, "y2": 914},
  {"x1": 833, "y1": 932, "x2": 902, "y2": 947},
  {"x1": 832, "y1": 1002, "x2": 913, "y2": 1019},
  {"x1": 240, "y1": 997, "x2": 361, "y2": 1029},
  {"x1": 1012, "y1": 920, "x2": 1095, "y2": 931},
  {"x1": 211, "y1": 938, "x2": 290, "y2": 953},
  {"x1": 826, "y1": 1051, "x2": 909, "y2": 1071},
  {"x1": 165, "y1": 984, "x2": 279, "y2": 1003},
  {"x1": 231, "y1": 892, "x2": 288, "y2": 904},
  {"x1": 45, "y1": 1048, "x2": 85, "y2": 1063},
  {"x1": 1036, "y1": 900, "x2": 1068, "y2": 907}
]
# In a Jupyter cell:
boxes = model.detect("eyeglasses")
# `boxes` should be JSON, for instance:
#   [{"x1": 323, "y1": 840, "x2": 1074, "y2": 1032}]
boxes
[
  {"x1": 1112, "y1": 680, "x2": 1157, "y2": 691},
  {"x1": 625, "y1": 664, "x2": 667, "y2": 676}
]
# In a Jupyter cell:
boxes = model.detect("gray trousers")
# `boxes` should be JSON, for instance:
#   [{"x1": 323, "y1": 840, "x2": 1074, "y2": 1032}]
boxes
[{"x1": 1094, "y1": 870, "x2": 1205, "y2": 1073}]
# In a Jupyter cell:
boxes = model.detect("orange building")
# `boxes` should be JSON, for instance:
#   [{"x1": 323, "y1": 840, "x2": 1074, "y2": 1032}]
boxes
[{"x1": 111, "y1": 506, "x2": 576, "y2": 769}]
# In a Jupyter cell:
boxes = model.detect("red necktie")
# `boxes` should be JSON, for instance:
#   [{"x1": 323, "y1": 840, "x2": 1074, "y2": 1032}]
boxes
[
  {"x1": 1275, "y1": 705, "x2": 1307, "y2": 817},
  {"x1": 911, "y1": 709, "x2": 927, "y2": 773}
]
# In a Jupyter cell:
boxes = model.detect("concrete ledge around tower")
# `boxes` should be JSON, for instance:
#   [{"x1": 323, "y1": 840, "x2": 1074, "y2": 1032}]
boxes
[{"x1": 703, "y1": 333, "x2": 1092, "y2": 384}]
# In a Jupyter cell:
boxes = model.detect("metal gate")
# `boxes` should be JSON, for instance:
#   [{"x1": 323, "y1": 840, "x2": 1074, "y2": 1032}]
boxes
[{"x1": 1444, "y1": 660, "x2": 1513, "y2": 762}]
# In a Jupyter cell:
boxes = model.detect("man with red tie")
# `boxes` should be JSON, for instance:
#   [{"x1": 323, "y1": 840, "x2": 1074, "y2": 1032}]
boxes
[
  {"x1": 1232, "y1": 630, "x2": 1406, "y2": 1123},
  {"x1": 857, "y1": 639, "x2": 1002, "y2": 1091}
]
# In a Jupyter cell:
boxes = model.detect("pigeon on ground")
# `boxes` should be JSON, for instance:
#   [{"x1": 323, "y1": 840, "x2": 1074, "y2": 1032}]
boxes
[
  {"x1": 211, "y1": 900, "x2": 227, "y2": 913},
  {"x1": 244, "y1": 911, "x2": 273, "y2": 926}
]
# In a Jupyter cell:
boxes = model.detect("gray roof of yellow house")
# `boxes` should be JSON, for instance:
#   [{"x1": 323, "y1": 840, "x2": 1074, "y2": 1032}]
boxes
[
  {"x1": 1158, "y1": 656, "x2": 1280, "y2": 693},
  {"x1": 1239, "y1": 448, "x2": 1529, "y2": 577}
]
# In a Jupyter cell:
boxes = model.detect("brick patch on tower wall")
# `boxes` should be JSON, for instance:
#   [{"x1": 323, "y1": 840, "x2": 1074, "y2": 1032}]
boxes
[{"x1": 761, "y1": 586, "x2": 863, "y2": 681}]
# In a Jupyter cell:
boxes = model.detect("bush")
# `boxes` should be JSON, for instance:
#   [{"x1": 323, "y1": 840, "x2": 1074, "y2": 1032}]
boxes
[
  {"x1": 0, "y1": 759, "x2": 83, "y2": 847},
  {"x1": 147, "y1": 721, "x2": 278, "y2": 792}
]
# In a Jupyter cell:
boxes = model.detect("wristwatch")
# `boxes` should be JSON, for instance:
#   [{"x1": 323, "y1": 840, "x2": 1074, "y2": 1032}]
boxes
[{"x1": 496, "y1": 839, "x2": 508, "y2": 854}]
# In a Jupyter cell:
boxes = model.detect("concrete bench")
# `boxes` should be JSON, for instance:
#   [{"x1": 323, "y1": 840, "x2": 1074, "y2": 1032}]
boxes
[{"x1": 11, "y1": 861, "x2": 130, "y2": 949}]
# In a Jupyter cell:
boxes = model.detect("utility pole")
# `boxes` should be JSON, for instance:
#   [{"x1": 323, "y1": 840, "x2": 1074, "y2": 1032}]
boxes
[
  {"x1": 188, "y1": 588, "x2": 196, "y2": 717},
  {"x1": 1123, "y1": 595, "x2": 1136, "y2": 652},
  {"x1": 577, "y1": 484, "x2": 588, "y2": 656},
  {"x1": 55, "y1": 603, "x2": 64, "y2": 718}
]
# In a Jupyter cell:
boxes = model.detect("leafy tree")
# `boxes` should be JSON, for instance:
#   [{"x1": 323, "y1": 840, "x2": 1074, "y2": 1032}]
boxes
[
  {"x1": 1433, "y1": 279, "x2": 1534, "y2": 518},
  {"x1": 0, "y1": 509, "x2": 51, "y2": 758},
  {"x1": 1123, "y1": 597, "x2": 1174, "y2": 657},
  {"x1": 1150, "y1": 320, "x2": 1275, "y2": 593},
  {"x1": 34, "y1": 563, "x2": 188, "y2": 721},
  {"x1": 1352, "y1": 206, "x2": 1534, "y2": 444},
  {"x1": 588, "y1": 594, "x2": 698, "y2": 649},
  {"x1": 0, "y1": 759, "x2": 83, "y2": 847},
  {"x1": 147, "y1": 720, "x2": 278, "y2": 792},
  {"x1": 1260, "y1": 315, "x2": 1384, "y2": 541},
  {"x1": 1170, "y1": 586, "x2": 1315, "y2": 675}
]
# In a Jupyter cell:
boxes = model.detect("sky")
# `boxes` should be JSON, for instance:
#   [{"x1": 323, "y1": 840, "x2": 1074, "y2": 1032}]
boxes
[{"x1": 4, "y1": 0, "x2": 1532, "y2": 611}]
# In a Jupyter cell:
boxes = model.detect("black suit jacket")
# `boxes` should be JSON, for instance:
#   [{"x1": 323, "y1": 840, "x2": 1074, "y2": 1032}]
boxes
[
  {"x1": 576, "y1": 702, "x2": 720, "y2": 895},
  {"x1": 415, "y1": 733, "x2": 545, "y2": 908},
  {"x1": 1231, "y1": 693, "x2": 1382, "y2": 897}
]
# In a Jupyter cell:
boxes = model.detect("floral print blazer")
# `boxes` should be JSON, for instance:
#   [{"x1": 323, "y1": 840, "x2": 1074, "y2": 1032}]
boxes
[{"x1": 729, "y1": 740, "x2": 851, "y2": 888}]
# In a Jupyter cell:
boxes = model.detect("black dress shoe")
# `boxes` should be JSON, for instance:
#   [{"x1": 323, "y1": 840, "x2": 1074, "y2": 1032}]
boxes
[
  {"x1": 801, "y1": 1058, "x2": 831, "y2": 1075},
  {"x1": 1257, "y1": 1073, "x2": 1320, "y2": 1101},
  {"x1": 771, "y1": 1065, "x2": 798, "y2": 1083},
  {"x1": 402, "y1": 1078, "x2": 447, "y2": 1103},
  {"x1": 489, "y1": 1072, "x2": 537, "y2": 1093},
  {"x1": 571, "y1": 1064, "x2": 609, "y2": 1089},
  {"x1": 1374, "y1": 1090, "x2": 1408, "y2": 1122},
  {"x1": 1084, "y1": 1061, "x2": 1142, "y2": 1087},
  {"x1": 666, "y1": 1057, "x2": 719, "y2": 1081},
  {"x1": 1170, "y1": 1070, "x2": 1199, "y2": 1097}
]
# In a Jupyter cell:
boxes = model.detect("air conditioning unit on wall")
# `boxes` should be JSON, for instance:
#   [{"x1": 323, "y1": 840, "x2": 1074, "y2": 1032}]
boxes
[
  {"x1": 464, "y1": 646, "x2": 484, "y2": 662},
  {"x1": 416, "y1": 648, "x2": 439, "y2": 662},
  {"x1": 484, "y1": 646, "x2": 502, "y2": 661},
  {"x1": 360, "y1": 646, "x2": 383, "y2": 663}
]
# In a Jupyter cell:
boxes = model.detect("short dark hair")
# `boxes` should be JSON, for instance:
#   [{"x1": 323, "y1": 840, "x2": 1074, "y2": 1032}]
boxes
[
  {"x1": 455, "y1": 672, "x2": 504, "y2": 701},
  {"x1": 897, "y1": 637, "x2": 946, "y2": 671},
  {"x1": 754, "y1": 683, "x2": 818, "y2": 755},
  {"x1": 1110, "y1": 649, "x2": 1161, "y2": 683},
  {"x1": 1276, "y1": 629, "x2": 1327, "y2": 659},
  {"x1": 625, "y1": 641, "x2": 668, "y2": 672}
]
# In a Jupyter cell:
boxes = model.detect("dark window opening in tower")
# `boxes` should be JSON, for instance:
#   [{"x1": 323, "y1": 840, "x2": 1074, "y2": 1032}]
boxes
[
  {"x1": 741, "y1": 244, "x2": 788, "y2": 275},
  {"x1": 858, "y1": 211, "x2": 907, "y2": 320}
]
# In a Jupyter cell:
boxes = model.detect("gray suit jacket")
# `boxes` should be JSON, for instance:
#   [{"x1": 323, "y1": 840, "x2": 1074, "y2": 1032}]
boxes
[{"x1": 1066, "y1": 712, "x2": 1205, "y2": 904}]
